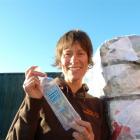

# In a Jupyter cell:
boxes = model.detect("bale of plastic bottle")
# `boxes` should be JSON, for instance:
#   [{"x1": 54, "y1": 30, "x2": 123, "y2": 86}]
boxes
[{"x1": 100, "y1": 35, "x2": 140, "y2": 140}]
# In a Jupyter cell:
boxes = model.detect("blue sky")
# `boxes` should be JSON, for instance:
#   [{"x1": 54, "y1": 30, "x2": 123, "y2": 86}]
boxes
[{"x1": 0, "y1": 0, "x2": 140, "y2": 73}]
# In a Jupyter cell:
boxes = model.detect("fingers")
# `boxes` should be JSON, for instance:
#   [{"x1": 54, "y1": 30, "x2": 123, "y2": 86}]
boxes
[
  {"x1": 23, "y1": 66, "x2": 46, "y2": 99},
  {"x1": 24, "y1": 65, "x2": 46, "y2": 87},
  {"x1": 71, "y1": 120, "x2": 92, "y2": 133},
  {"x1": 75, "y1": 119, "x2": 93, "y2": 133},
  {"x1": 71, "y1": 122, "x2": 89, "y2": 139},
  {"x1": 23, "y1": 75, "x2": 43, "y2": 98},
  {"x1": 70, "y1": 120, "x2": 94, "y2": 140},
  {"x1": 25, "y1": 66, "x2": 37, "y2": 79},
  {"x1": 72, "y1": 131, "x2": 90, "y2": 140},
  {"x1": 72, "y1": 132, "x2": 82, "y2": 139},
  {"x1": 25, "y1": 66, "x2": 46, "y2": 79},
  {"x1": 24, "y1": 76, "x2": 40, "y2": 88}
]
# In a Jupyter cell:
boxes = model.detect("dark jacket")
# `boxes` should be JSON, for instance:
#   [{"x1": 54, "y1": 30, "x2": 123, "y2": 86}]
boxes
[{"x1": 6, "y1": 77, "x2": 110, "y2": 140}]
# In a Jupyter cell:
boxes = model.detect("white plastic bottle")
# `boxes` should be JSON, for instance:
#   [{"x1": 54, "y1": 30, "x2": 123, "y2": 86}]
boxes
[{"x1": 41, "y1": 77, "x2": 81, "y2": 131}]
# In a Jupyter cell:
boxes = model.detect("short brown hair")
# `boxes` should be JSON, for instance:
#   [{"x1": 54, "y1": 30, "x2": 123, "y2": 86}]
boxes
[{"x1": 53, "y1": 30, "x2": 94, "y2": 68}]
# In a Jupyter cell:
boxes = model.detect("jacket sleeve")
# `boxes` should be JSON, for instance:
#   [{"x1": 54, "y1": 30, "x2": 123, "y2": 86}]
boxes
[{"x1": 5, "y1": 95, "x2": 43, "y2": 140}]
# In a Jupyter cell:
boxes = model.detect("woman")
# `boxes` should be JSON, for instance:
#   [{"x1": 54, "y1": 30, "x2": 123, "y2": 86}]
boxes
[{"x1": 6, "y1": 30, "x2": 110, "y2": 140}]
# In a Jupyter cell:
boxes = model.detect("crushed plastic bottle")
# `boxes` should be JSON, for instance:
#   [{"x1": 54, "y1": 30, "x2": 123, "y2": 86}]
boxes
[{"x1": 41, "y1": 77, "x2": 81, "y2": 131}]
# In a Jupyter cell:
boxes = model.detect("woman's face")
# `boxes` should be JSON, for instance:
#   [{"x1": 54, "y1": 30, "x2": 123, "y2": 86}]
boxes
[{"x1": 60, "y1": 42, "x2": 89, "y2": 83}]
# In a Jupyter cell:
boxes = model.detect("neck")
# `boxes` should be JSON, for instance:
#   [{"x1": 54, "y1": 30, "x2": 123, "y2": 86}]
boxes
[{"x1": 66, "y1": 80, "x2": 82, "y2": 94}]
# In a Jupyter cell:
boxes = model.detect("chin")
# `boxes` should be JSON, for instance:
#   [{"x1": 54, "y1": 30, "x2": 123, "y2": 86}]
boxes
[
  {"x1": 67, "y1": 71, "x2": 84, "y2": 82},
  {"x1": 70, "y1": 76, "x2": 82, "y2": 82}
]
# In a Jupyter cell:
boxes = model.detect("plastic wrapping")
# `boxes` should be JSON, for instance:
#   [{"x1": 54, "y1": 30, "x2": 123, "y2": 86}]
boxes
[
  {"x1": 99, "y1": 35, "x2": 140, "y2": 140},
  {"x1": 100, "y1": 35, "x2": 140, "y2": 98},
  {"x1": 107, "y1": 95, "x2": 140, "y2": 140}
]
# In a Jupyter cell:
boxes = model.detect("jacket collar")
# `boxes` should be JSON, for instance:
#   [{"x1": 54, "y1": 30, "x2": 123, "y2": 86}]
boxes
[{"x1": 54, "y1": 77, "x2": 89, "y2": 98}]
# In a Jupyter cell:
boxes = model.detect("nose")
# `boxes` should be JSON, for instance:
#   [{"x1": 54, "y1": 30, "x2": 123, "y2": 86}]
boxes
[{"x1": 70, "y1": 53, "x2": 78, "y2": 64}]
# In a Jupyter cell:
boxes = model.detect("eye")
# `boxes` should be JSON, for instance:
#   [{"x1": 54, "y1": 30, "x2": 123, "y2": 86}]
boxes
[
  {"x1": 78, "y1": 51, "x2": 86, "y2": 56},
  {"x1": 63, "y1": 51, "x2": 72, "y2": 57},
  {"x1": 79, "y1": 52, "x2": 84, "y2": 55},
  {"x1": 65, "y1": 52, "x2": 71, "y2": 56}
]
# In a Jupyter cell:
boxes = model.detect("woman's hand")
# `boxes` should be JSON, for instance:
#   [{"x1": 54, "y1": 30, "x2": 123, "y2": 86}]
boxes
[
  {"x1": 23, "y1": 66, "x2": 46, "y2": 99},
  {"x1": 70, "y1": 119, "x2": 94, "y2": 140}
]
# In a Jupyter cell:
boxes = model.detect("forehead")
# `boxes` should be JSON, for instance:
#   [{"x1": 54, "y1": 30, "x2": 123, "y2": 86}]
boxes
[{"x1": 63, "y1": 41, "x2": 85, "y2": 51}]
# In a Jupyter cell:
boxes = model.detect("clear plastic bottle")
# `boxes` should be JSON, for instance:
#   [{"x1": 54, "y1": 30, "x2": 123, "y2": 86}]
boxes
[{"x1": 41, "y1": 77, "x2": 81, "y2": 131}]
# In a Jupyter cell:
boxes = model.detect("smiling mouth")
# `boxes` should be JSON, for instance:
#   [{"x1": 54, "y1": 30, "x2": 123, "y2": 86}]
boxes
[{"x1": 68, "y1": 67, "x2": 81, "y2": 70}]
